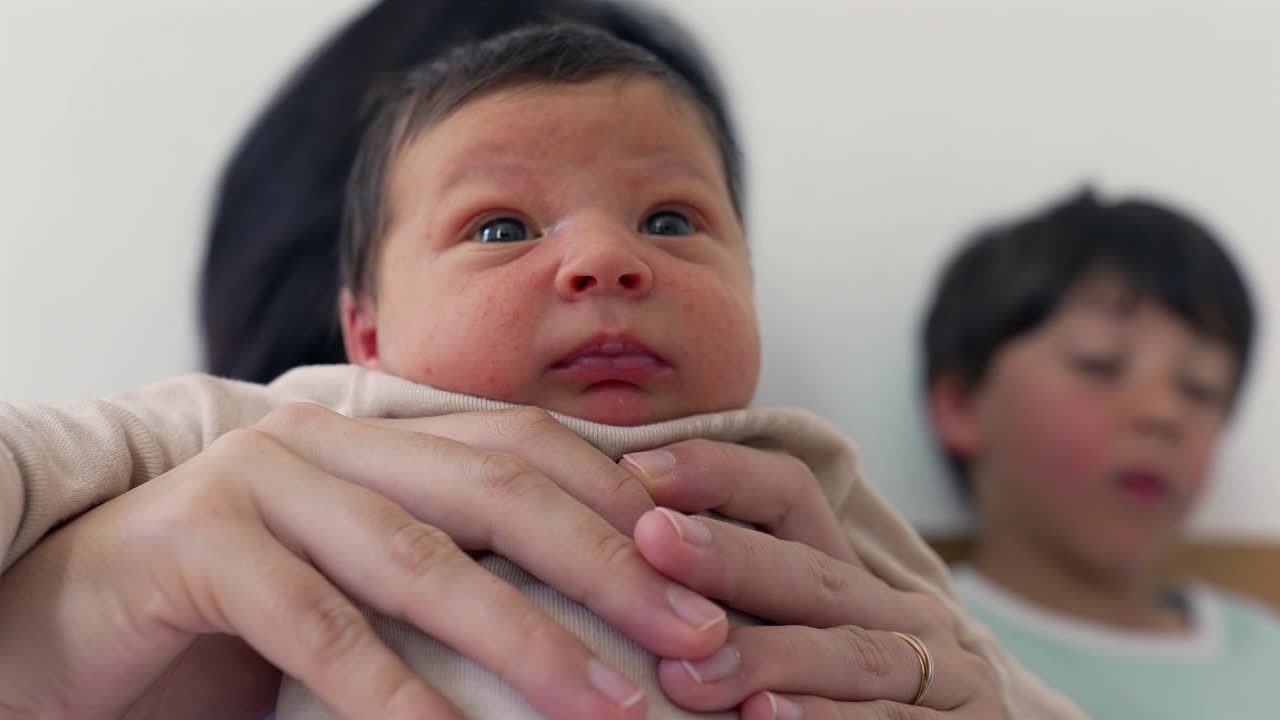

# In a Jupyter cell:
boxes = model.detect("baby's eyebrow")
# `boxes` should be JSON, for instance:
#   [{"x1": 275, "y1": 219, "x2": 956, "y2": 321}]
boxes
[
  {"x1": 621, "y1": 149, "x2": 720, "y2": 184},
  {"x1": 436, "y1": 157, "x2": 541, "y2": 193}
]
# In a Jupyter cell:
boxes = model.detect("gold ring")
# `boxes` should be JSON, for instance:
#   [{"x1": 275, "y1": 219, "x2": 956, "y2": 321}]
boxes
[{"x1": 891, "y1": 631, "x2": 934, "y2": 706}]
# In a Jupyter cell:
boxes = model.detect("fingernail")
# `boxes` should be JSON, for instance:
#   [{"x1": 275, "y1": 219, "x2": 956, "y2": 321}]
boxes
[
  {"x1": 768, "y1": 692, "x2": 803, "y2": 720},
  {"x1": 666, "y1": 584, "x2": 726, "y2": 632},
  {"x1": 587, "y1": 659, "x2": 644, "y2": 709},
  {"x1": 621, "y1": 449, "x2": 676, "y2": 483},
  {"x1": 680, "y1": 644, "x2": 740, "y2": 684},
  {"x1": 656, "y1": 507, "x2": 712, "y2": 545}
]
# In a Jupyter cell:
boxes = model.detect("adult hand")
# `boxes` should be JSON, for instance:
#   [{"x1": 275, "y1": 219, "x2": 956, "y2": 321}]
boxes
[
  {"x1": 623, "y1": 440, "x2": 1005, "y2": 719},
  {"x1": 0, "y1": 405, "x2": 728, "y2": 720}
]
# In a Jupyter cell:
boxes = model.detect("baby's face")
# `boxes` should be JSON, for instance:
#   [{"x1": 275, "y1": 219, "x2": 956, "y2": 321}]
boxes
[{"x1": 342, "y1": 77, "x2": 760, "y2": 425}]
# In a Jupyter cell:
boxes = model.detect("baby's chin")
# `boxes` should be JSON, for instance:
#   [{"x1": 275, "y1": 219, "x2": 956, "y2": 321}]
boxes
[{"x1": 541, "y1": 383, "x2": 711, "y2": 427}]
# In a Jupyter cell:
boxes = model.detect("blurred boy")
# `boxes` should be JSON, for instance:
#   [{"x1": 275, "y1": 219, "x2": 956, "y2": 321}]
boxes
[{"x1": 924, "y1": 189, "x2": 1280, "y2": 719}]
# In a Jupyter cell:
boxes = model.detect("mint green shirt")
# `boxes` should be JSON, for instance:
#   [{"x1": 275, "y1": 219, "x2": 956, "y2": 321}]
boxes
[{"x1": 953, "y1": 567, "x2": 1280, "y2": 719}]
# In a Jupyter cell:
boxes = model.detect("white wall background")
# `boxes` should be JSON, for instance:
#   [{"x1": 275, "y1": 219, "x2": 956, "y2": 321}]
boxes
[{"x1": 1, "y1": 0, "x2": 1276, "y2": 538}]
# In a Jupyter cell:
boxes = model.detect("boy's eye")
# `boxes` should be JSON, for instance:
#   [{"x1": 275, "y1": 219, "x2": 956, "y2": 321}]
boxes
[
  {"x1": 474, "y1": 217, "x2": 533, "y2": 244},
  {"x1": 1179, "y1": 377, "x2": 1227, "y2": 408},
  {"x1": 1070, "y1": 354, "x2": 1124, "y2": 379},
  {"x1": 641, "y1": 210, "x2": 694, "y2": 237}
]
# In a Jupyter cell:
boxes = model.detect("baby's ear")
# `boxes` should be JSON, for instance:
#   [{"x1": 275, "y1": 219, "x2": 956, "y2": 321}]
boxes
[
  {"x1": 928, "y1": 372, "x2": 984, "y2": 460},
  {"x1": 339, "y1": 288, "x2": 382, "y2": 370}
]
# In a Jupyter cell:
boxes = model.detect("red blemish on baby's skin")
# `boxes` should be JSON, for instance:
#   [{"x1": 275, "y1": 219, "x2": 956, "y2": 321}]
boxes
[
  {"x1": 476, "y1": 369, "x2": 516, "y2": 401},
  {"x1": 681, "y1": 301, "x2": 696, "y2": 313},
  {"x1": 501, "y1": 309, "x2": 524, "y2": 328}
]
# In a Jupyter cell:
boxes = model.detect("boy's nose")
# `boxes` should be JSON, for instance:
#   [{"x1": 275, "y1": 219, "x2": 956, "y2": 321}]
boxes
[
  {"x1": 1129, "y1": 378, "x2": 1186, "y2": 445},
  {"x1": 554, "y1": 232, "x2": 654, "y2": 300}
]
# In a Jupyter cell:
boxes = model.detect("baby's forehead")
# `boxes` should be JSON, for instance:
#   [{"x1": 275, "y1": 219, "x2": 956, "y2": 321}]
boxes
[
  {"x1": 420, "y1": 78, "x2": 709, "y2": 145},
  {"x1": 390, "y1": 78, "x2": 728, "y2": 195}
]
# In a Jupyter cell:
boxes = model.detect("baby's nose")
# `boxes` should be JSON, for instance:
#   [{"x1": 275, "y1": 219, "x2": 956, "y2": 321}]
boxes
[{"x1": 554, "y1": 233, "x2": 654, "y2": 300}]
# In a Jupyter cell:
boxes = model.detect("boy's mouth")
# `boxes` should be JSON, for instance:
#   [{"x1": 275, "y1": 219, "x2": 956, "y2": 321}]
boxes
[
  {"x1": 549, "y1": 336, "x2": 670, "y2": 384},
  {"x1": 1113, "y1": 469, "x2": 1173, "y2": 505}
]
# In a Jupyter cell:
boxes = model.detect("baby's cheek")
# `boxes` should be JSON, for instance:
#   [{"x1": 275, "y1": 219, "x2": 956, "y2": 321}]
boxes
[
  {"x1": 429, "y1": 338, "x2": 524, "y2": 402},
  {"x1": 500, "y1": 307, "x2": 525, "y2": 329},
  {"x1": 462, "y1": 329, "x2": 534, "y2": 403},
  {"x1": 477, "y1": 370, "x2": 517, "y2": 401},
  {"x1": 406, "y1": 284, "x2": 536, "y2": 403},
  {"x1": 668, "y1": 276, "x2": 760, "y2": 406}
]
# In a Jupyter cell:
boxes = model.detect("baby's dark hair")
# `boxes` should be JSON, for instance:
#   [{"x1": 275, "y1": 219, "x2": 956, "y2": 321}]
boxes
[
  {"x1": 922, "y1": 187, "x2": 1256, "y2": 483},
  {"x1": 339, "y1": 22, "x2": 743, "y2": 298}
]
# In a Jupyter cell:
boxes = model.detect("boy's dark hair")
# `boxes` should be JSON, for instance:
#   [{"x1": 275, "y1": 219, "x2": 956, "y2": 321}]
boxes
[
  {"x1": 922, "y1": 187, "x2": 1256, "y2": 484},
  {"x1": 339, "y1": 22, "x2": 743, "y2": 298},
  {"x1": 201, "y1": 0, "x2": 738, "y2": 384}
]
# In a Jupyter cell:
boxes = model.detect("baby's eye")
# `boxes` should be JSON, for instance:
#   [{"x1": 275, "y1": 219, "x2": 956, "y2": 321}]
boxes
[
  {"x1": 474, "y1": 217, "x2": 534, "y2": 244},
  {"x1": 641, "y1": 210, "x2": 694, "y2": 237}
]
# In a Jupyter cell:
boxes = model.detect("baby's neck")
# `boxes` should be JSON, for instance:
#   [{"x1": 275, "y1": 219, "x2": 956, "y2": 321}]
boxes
[{"x1": 970, "y1": 535, "x2": 1189, "y2": 634}]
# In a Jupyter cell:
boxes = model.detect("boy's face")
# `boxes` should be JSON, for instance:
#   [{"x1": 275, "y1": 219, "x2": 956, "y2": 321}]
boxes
[
  {"x1": 934, "y1": 274, "x2": 1238, "y2": 577},
  {"x1": 342, "y1": 77, "x2": 760, "y2": 426}
]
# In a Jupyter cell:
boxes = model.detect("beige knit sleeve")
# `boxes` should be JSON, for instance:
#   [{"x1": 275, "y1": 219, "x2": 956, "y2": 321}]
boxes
[
  {"x1": 0, "y1": 396, "x2": 173, "y2": 570},
  {"x1": 0, "y1": 369, "x2": 361, "y2": 572}
]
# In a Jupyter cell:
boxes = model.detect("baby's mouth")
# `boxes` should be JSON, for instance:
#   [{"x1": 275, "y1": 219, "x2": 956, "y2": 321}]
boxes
[{"x1": 549, "y1": 337, "x2": 670, "y2": 383}]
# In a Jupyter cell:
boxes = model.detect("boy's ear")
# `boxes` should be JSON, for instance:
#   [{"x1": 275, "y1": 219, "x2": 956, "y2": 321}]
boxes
[
  {"x1": 928, "y1": 371, "x2": 984, "y2": 460},
  {"x1": 339, "y1": 288, "x2": 383, "y2": 370}
]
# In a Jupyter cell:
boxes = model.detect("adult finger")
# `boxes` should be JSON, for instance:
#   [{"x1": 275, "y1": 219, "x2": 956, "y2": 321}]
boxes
[
  {"x1": 634, "y1": 508, "x2": 928, "y2": 633},
  {"x1": 620, "y1": 438, "x2": 854, "y2": 563},
  {"x1": 362, "y1": 406, "x2": 655, "y2": 534},
  {"x1": 633, "y1": 511, "x2": 999, "y2": 715},
  {"x1": 740, "y1": 693, "x2": 956, "y2": 720},
  {"x1": 196, "y1": 525, "x2": 461, "y2": 720},
  {"x1": 654, "y1": 624, "x2": 973, "y2": 712}
]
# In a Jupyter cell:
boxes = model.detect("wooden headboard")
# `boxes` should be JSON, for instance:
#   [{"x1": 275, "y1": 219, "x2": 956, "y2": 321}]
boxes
[{"x1": 927, "y1": 537, "x2": 1280, "y2": 612}]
